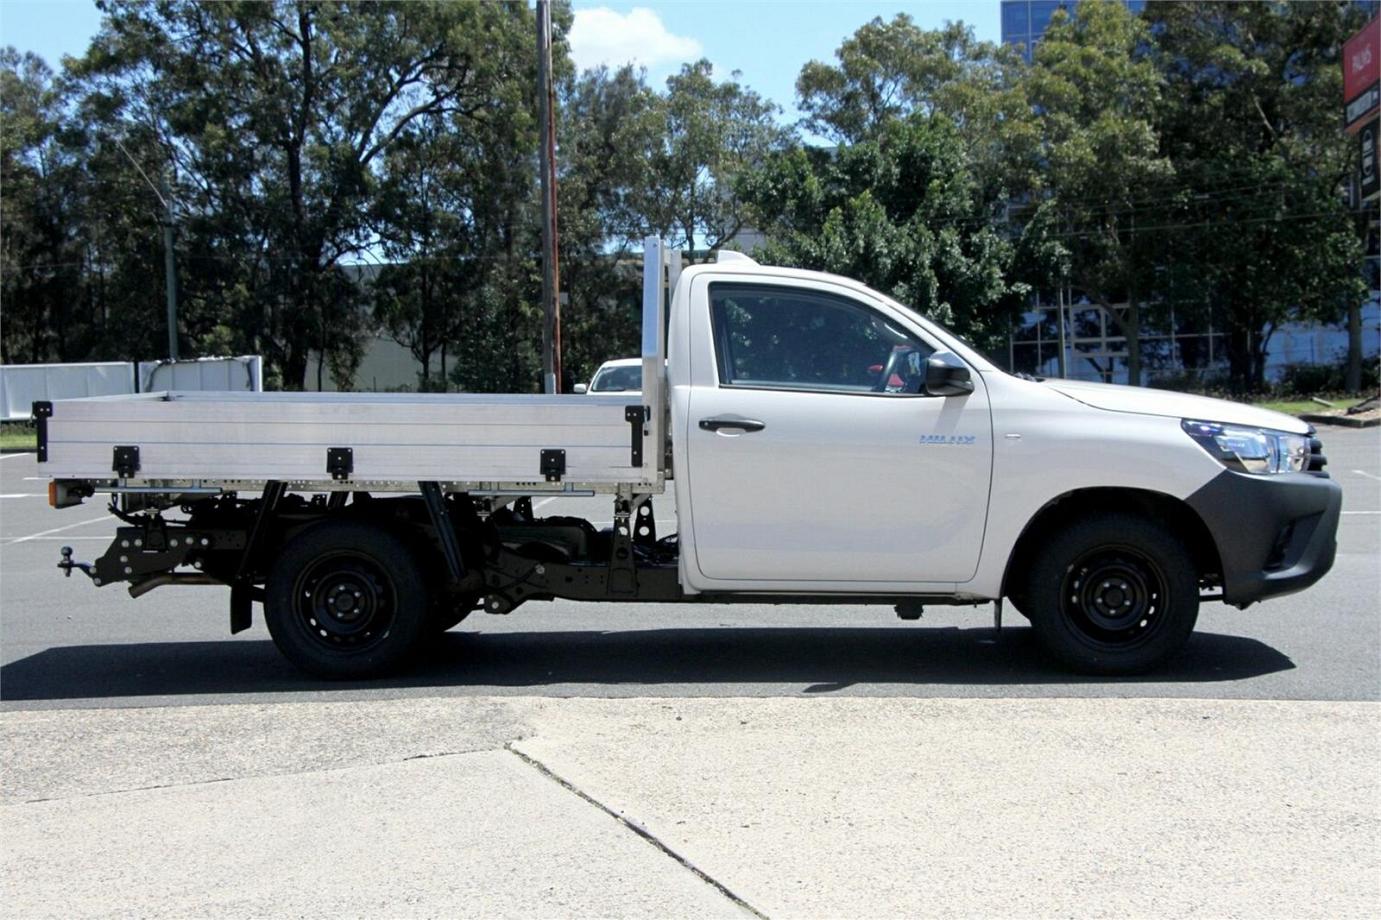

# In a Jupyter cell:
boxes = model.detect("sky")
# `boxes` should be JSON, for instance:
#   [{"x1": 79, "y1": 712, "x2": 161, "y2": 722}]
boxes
[{"x1": 0, "y1": 0, "x2": 1001, "y2": 124}]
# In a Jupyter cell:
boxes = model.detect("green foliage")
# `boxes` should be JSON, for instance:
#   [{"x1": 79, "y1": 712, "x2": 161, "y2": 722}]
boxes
[
  {"x1": 741, "y1": 115, "x2": 1025, "y2": 353},
  {"x1": 650, "y1": 60, "x2": 789, "y2": 251},
  {"x1": 69, "y1": 0, "x2": 538, "y2": 389},
  {"x1": 1025, "y1": 0, "x2": 1172, "y2": 385},
  {"x1": 1142, "y1": 0, "x2": 1368, "y2": 393},
  {"x1": 1, "y1": 0, "x2": 1371, "y2": 399}
]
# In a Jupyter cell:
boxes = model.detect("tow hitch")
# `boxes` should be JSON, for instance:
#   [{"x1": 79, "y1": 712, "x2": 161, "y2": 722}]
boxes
[
  {"x1": 57, "y1": 546, "x2": 98, "y2": 583},
  {"x1": 55, "y1": 523, "x2": 246, "y2": 594}
]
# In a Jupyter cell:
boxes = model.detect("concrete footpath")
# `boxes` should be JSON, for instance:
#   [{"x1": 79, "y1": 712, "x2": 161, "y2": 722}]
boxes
[{"x1": 2, "y1": 696, "x2": 1378, "y2": 919}]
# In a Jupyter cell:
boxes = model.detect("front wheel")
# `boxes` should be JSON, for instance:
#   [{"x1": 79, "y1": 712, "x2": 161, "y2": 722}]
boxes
[
  {"x1": 1024, "y1": 513, "x2": 1199, "y2": 675},
  {"x1": 265, "y1": 520, "x2": 431, "y2": 679}
]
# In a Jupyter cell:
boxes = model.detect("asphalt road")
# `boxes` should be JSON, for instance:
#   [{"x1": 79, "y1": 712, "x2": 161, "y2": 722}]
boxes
[{"x1": 2, "y1": 427, "x2": 1377, "y2": 710}]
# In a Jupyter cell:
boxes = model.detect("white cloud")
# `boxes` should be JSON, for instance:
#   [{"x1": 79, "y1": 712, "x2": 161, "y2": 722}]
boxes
[{"x1": 567, "y1": 7, "x2": 703, "y2": 73}]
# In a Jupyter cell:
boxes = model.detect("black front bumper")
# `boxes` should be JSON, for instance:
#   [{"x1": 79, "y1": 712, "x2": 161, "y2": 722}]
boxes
[{"x1": 1186, "y1": 470, "x2": 1342, "y2": 607}]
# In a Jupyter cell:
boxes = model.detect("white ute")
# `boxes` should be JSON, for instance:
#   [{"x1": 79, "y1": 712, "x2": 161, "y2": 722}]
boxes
[{"x1": 36, "y1": 240, "x2": 1342, "y2": 677}]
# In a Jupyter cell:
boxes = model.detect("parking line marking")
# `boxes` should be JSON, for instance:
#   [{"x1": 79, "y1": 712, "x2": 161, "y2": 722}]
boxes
[
  {"x1": 0, "y1": 453, "x2": 33, "y2": 461},
  {"x1": 4, "y1": 535, "x2": 111, "y2": 541},
  {"x1": 1341, "y1": 511, "x2": 1381, "y2": 515},
  {"x1": 3, "y1": 515, "x2": 113, "y2": 545},
  {"x1": 1353, "y1": 469, "x2": 1381, "y2": 482},
  {"x1": 0, "y1": 493, "x2": 43, "y2": 499}
]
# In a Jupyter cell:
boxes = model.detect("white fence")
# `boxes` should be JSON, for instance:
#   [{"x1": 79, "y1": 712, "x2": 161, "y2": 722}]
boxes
[
  {"x1": 137, "y1": 356, "x2": 264, "y2": 394},
  {"x1": 1, "y1": 356, "x2": 263, "y2": 421}
]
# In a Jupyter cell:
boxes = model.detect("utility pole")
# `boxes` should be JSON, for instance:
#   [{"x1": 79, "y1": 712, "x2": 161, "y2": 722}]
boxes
[
  {"x1": 113, "y1": 136, "x2": 178, "y2": 361},
  {"x1": 536, "y1": 0, "x2": 561, "y2": 393},
  {"x1": 160, "y1": 175, "x2": 179, "y2": 362}
]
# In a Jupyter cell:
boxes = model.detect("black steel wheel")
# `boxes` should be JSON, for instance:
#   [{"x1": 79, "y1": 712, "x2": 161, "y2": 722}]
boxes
[
  {"x1": 1025, "y1": 512, "x2": 1199, "y2": 674},
  {"x1": 265, "y1": 520, "x2": 430, "y2": 679}
]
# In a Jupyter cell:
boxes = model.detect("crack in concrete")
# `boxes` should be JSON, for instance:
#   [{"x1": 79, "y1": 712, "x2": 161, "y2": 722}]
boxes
[{"x1": 506, "y1": 743, "x2": 769, "y2": 920}]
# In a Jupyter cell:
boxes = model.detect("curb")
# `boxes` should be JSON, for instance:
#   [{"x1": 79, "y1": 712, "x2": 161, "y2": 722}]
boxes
[{"x1": 1299, "y1": 413, "x2": 1380, "y2": 429}]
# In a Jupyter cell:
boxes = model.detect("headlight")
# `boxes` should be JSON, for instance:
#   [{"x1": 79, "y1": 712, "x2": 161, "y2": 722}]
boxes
[{"x1": 1181, "y1": 419, "x2": 1310, "y2": 474}]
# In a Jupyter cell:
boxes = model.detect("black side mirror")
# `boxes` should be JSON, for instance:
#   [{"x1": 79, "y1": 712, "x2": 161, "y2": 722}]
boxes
[{"x1": 923, "y1": 352, "x2": 974, "y2": 397}]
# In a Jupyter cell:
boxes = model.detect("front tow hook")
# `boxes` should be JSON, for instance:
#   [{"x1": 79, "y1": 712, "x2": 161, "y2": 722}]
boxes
[{"x1": 58, "y1": 545, "x2": 99, "y2": 584}]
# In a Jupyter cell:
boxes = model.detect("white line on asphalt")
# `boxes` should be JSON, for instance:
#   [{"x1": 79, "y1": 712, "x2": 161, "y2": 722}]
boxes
[
  {"x1": 2, "y1": 535, "x2": 110, "y2": 541},
  {"x1": 0, "y1": 453, "x2": 33, "y2": 461},
  {"x1": 1351, "y1": 469, "x2": 1381, "y2": 482},
  {"x1": 0, "y1": 493, "x2": 43, "y2": 499},
  {"x1": 22, "y1": 477, "x2": 47, "y2": 481},
  {"x1": 3, "y1": 515, "x2": 113, "y2": 545},
  {"x1": 1341, "y1": 510, "x2": 1381, "y2": 515}
]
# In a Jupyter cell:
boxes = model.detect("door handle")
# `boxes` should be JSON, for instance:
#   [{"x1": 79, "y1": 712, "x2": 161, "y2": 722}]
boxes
[{"x1": 699, "y1": 417, "x2": 766, "y2": 433}]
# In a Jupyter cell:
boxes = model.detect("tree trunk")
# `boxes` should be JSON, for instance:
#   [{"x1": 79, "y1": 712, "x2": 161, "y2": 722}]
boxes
[
  {"x1": 1250, "y1": 326, "x2": 1272, "y2": 393},
  {"x1": 284, "y1": 342, "x2": 309, "y2": 392},
  {"x1": 1226, "y1": 323, "x2": 1252, "y2": 395}
]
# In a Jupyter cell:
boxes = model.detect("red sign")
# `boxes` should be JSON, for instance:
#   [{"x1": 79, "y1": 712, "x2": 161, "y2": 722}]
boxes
[
  {"x1": 1344, "y1": 16, "x2": 1379, "y2": 101},
  {"x1": 1344, "y1": 16, "x2": 1380, "y2": 134}
]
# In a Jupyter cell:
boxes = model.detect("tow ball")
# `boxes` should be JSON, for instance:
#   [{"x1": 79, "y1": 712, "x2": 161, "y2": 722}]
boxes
[{"x1": 57, "y1": 546, "x2": 99, "y2": 583}]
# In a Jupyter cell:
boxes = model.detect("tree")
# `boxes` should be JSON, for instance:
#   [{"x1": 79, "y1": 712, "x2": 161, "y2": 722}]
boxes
[
  {"x1": 741, "y1": 114, "x2": 1029, "y2": 353},
  {"x1": 1146, "y1": 0, "x2": 1369, "y2": 393},
  {"x1": 2, "y1": 47, "x2": 174, "y2": 366},
  {"x1": 1, "y1": 49, "x2": 79, "y2": 364},
  {"x1": 795, "y1": 15, "x2": 1037, "y2": 195},
  {"x1": 1026, "y1": 0, "x2": 1172, "y2": 386},
  {"x1": 556, "y1": 64, "x2": 662, "y2": 381},
  {"x1": 555, "y1": 60, "x2": 787, "y2": 381},
  {"x1": 75, "y1": 0, "x2": 537, "y2": 388},
  {"x1": 648, "y1": 60, "x2": 788, "y2": 253}
]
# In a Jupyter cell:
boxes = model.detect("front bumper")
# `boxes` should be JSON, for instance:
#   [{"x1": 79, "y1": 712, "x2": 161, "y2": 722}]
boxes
[{"x1": 1186, "y1": 470, "x2": 1342, "y2": 607}]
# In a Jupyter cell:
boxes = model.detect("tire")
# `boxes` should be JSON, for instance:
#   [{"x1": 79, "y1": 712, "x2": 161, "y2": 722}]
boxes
[
  {"x1": 428, "y1": 595, "x2": 478, "y2": 634},
  {"x1": 1024, "y1": 512, "x2": 1199, "y2": 675},
  {"x1": 265, "y1": 520, "x2": 431, "y2": 679}
]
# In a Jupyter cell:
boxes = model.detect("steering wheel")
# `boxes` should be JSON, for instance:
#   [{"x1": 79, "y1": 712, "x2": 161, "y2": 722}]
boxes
[{"x1": 872, "y1": 347, "x2": 908, "y2": 392}]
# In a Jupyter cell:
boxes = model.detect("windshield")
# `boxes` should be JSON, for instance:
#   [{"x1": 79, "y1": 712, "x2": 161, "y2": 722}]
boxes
[{"x1": 590, "y1": 365, "x2": 641, "y2": 392}]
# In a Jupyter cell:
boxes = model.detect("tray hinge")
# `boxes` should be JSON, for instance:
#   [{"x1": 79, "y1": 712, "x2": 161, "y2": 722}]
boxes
[
  {"x1": 540, "y1": 449, "x2": 566, "y2": 483},
  {"x1": 112, "y1": 445, "x2": 140, "y2": 479},
  {"x1": 327, "y1": 447, "x2": 354, "y2": 481},
  {"x1": 32, "y1": 401, "x2": 52, "y2": 462},
  {"x1": 625, "y1": 404, "x2": 649, "y2": 467}
]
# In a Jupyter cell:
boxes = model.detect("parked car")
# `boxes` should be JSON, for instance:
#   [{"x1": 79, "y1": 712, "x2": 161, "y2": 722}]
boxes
[{"x1": 574, "y1": 357, "x2": 641, "y2": 394}]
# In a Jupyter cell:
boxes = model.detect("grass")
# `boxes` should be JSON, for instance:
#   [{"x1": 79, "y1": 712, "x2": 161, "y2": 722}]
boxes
[
  {"x1": 1252, "y1": 396, "x2": 1367, "y2": 416},
  {"x1": 0, "y1": 422, "x2": 37, "y2": 451}
]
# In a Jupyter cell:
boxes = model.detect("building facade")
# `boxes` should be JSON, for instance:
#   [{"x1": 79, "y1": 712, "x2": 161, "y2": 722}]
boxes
[{"x1": 1000, "y1": 0, "x2": 1145, "y2": 62}]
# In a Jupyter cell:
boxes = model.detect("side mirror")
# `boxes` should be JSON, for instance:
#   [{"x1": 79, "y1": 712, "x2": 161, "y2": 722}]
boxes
[
  {"x1": 923, "y1": 352, "x2": 974, "y2": 397},
  {"x1": 572, "y1": 383, "x2": 588, "y2": 394}
]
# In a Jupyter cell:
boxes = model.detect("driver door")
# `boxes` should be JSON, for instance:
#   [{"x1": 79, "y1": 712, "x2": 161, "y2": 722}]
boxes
[{"x1": 683, "y1": 277, "x2": 993, "y2": 588}]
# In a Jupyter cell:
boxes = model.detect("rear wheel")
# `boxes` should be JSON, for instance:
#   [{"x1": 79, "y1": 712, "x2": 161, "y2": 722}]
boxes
[
  {"x1": 265, "y1": 520, "x2": 430, "y2": 679},
  {"x1": 1025, "y1": 513, "x2": 1198, "y2": 674},
  {"x1": 428, "y1": 594, "x2": 479, "y2": 634}
]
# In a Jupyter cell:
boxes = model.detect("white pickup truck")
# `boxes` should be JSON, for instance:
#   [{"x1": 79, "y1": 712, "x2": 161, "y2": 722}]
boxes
[{"x1": 36, "y1": 239, "x2": 1341, "y2": 678}]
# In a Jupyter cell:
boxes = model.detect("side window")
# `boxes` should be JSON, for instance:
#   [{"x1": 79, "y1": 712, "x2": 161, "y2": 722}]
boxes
[{"x1": 709, "y1": 283, "x2": 933, "y2": 395}]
